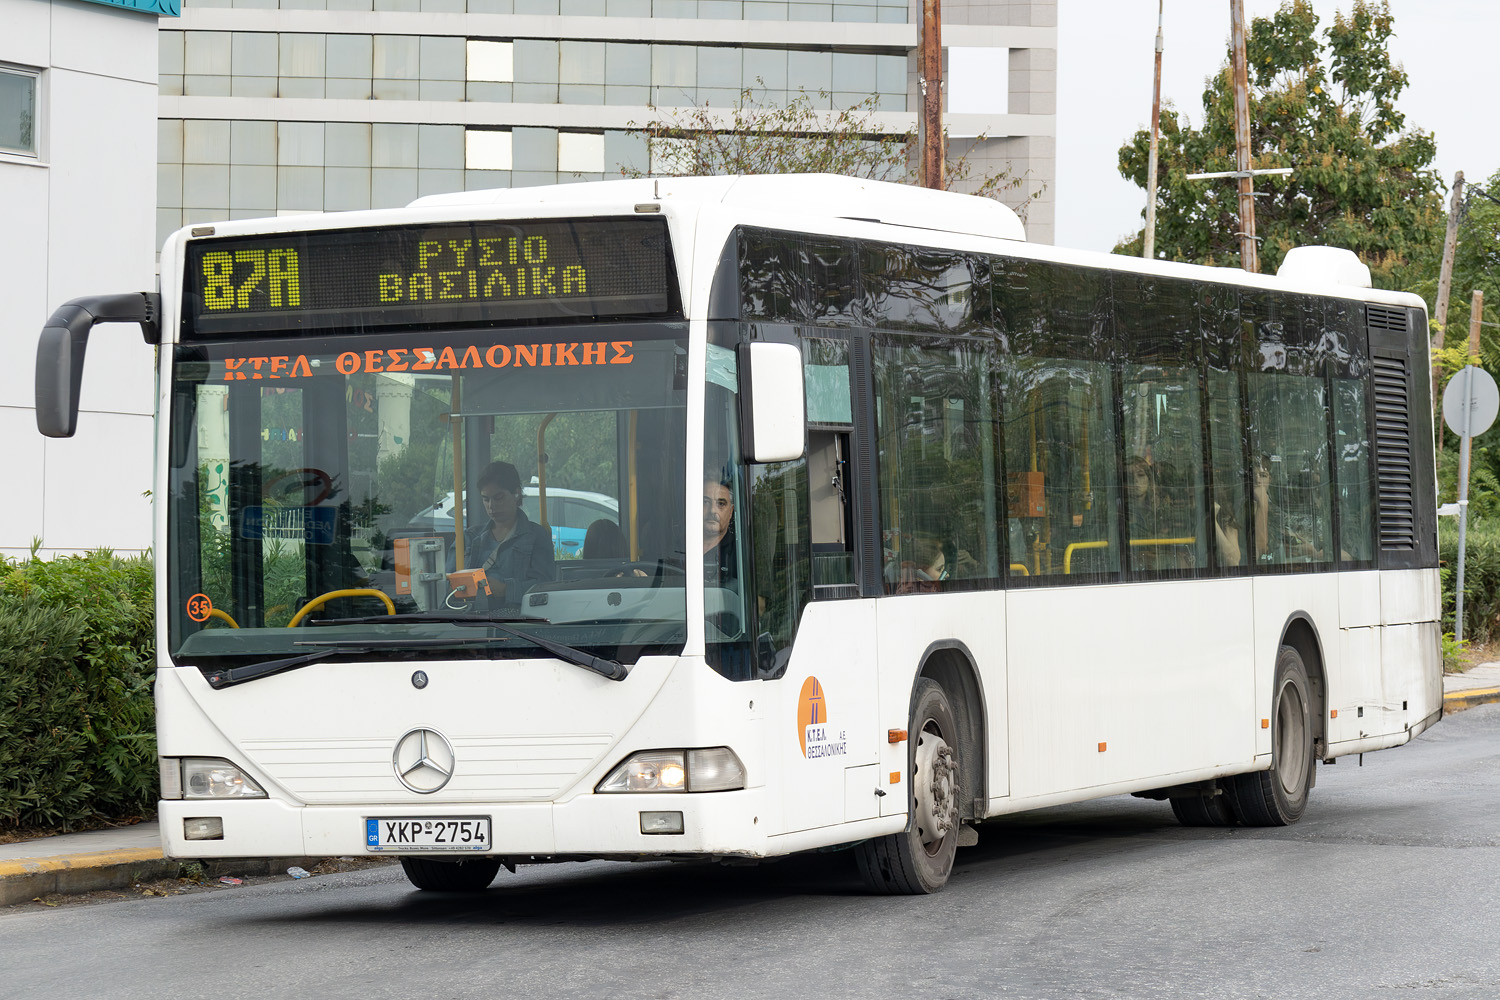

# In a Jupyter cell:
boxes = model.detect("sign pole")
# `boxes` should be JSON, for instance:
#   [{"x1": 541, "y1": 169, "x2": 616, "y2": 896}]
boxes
[
  {"x1": 1441, "y1": 364, "x2": 1499, "y2": 646},
  {"x1": 1455, "y1": 365, "x2": 1473, "y2": 643}
]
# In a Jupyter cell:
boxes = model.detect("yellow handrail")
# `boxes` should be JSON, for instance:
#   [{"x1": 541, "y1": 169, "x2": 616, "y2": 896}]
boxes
[
  {"x1": 288, "y1": 589, "x2": 396, "y2": 627},
  {"x1": 1062, "y1": 537, "x2": 1199, "y2": 574},
  {"x1": 207, "y1": 608, "x2": 240, "y2": 629},
  {"x1": 536, "y1": 412, "x2": 556, "y2": 528},
  {"x1": 450, "y1": 378, "x2": 465, "y2": 570},
  {"x1": 1009, "y1": 563, "x2": 1030, "y2": 576},
  {"x1": 1063, "y1": 540, "x2": 1109, "y2": 574}
]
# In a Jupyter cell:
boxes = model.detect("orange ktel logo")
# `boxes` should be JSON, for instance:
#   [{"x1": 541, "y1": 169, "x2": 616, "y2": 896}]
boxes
[{"x1": 797, "y1": 676, "x2": 847, "y2": 760}]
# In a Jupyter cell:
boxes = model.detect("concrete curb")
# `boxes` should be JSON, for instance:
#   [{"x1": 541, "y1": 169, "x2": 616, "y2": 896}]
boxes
[
  {"x1": 0, "y1": 852, "x2": 325, "y2": 907},
  {"x1": 1444, "y1": 686, "x2": 1500, "y2": 714}
]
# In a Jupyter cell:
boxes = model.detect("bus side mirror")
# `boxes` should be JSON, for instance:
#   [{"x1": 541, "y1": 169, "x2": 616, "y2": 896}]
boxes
[
  {"x1": 740, "y1": 342, "x2": 805, "y2": 463},
  {"x1": 35, "y1": 293, "x2": 161, "y2": 438}
]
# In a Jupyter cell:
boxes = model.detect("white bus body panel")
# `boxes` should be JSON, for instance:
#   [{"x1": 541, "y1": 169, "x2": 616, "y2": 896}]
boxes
[{"x1": 1006, "y1": 579, "x2": 1255, "y2": 801}]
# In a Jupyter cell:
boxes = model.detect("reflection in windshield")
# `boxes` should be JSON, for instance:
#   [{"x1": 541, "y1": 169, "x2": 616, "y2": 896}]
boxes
[{"x1": 167, "y1": 324, "x2": 689, "y2": 669}]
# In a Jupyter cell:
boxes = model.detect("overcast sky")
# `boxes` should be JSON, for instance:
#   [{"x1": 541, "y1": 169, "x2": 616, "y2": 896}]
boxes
[{"x1": 1048, "y1": 0, "x2": 1497, "y2": 253}]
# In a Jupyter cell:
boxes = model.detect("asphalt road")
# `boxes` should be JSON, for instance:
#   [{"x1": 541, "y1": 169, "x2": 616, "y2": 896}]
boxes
[{"x1": 5, "y1": 703, "x2": 1499, "y2": 1000}]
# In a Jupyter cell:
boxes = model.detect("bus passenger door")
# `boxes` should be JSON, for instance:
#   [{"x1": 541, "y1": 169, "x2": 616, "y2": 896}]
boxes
[{"x1": 775, "y1": 339, "x2": 883, "y2": 835}]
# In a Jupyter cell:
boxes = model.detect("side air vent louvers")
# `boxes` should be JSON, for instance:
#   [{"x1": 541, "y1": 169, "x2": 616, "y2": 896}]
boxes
[
  {"x1": 1367, "y1": 305, "x2": 1408, "y2": 333},
  {"x1": 1372, "y1": 354, "x2": 1416, "y2": 550}
]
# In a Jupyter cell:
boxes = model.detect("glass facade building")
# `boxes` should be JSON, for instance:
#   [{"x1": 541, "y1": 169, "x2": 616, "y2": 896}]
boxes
[{"x1": 158, "y1": 0, "x2": 1056, "y2": 245}]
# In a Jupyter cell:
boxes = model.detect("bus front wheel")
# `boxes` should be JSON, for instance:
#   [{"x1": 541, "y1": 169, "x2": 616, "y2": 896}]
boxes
[
  {"x1": 399, "y1": 856, "x2": 502, "y2": 892},
  {"x1": 1225, "y1": 644, "x2": 1314, "y2": 826},
  {"x1": 856, "y1": 678, "x2": 961, "y2": 894}
]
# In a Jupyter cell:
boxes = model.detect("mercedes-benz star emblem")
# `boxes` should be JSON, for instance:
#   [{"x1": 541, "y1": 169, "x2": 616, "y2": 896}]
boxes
[
  {"x1": 411, "y1": 670, "x2": 428, "y2": 690},
  {"x1": 392, "y1": 727, "x2": 455, "y2": 794}
]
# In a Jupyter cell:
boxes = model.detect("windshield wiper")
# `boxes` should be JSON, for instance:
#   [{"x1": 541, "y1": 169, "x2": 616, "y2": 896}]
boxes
[
  {"x1": 314, "y1": 613, "x2": 630, "y2": 682},
  {"x1": 203, "y1": 635, "x2": 518, "y2": 689},
  {"x1": 204, "y1": 647, "x2": 371, "y2": 689}
]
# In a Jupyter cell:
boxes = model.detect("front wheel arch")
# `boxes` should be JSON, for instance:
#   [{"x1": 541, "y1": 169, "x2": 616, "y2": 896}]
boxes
[
  {"x1": 1279, "y1": 613, "x2": 1328, "y2": 759},
  {"x1": 915, "y1": 641, "x2": 986, "y2": 823}
]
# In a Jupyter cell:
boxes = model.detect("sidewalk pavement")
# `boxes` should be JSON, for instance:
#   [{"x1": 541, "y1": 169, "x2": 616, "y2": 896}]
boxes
[{"x1": 5, "y1": 666, "x2": 1500, "y2": 907}]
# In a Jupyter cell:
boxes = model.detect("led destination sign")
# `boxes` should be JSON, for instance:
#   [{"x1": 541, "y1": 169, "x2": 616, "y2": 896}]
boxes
[{"x1": 183, "y1": 217, "x2": 673, "y2": 337}]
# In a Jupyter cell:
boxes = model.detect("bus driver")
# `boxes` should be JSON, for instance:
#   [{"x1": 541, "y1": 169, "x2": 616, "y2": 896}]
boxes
[{"x1": 703, "y1": 477, "x2": 738, "y2": 588}]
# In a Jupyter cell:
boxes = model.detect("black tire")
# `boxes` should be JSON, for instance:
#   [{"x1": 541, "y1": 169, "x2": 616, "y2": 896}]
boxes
[
  {"x1": 1224, "y1": 644, "x2": 1314, "y2": 826},
  {"x1": 1169, "y1": 792, "x2": 1235, "y2": 827},
  {"x1": 856, "y1": 678, "x2": 962, "y2": 894},
  {"x1": 399, "y1": 856, "x2": 503, "y2": 891}
]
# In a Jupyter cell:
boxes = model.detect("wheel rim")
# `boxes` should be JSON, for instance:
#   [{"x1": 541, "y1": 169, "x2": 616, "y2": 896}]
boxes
[
  {"x1": 912, "y1": 725, "x2": 959, "y2": 856},
  {"x1": 1275, "y1": 677, "x2": 1309, "y2": 797}
]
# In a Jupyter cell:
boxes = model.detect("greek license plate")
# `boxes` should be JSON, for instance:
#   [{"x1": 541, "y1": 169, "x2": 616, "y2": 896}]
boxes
[{"x1": 365, "y1": 817, "x2": 492, "y2": 852}]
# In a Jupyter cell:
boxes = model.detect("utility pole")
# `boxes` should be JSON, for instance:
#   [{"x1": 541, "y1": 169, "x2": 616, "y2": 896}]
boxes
[
  {"x1": 1433, "y1": 171, "x2": 1466, "y2": 403},
  {"x1": 1143, "y1": 0, "x2": 1164, "y2": 259},
  {"x1": 1229, "y1": 0, "x2": 1258, "y2": 272},
  {"x1": 1470, "y1": 290, "x2": 1484, "y2": 362},
  {"x1": 918, "y1": 0, "x2": 944, "y2": 189}
]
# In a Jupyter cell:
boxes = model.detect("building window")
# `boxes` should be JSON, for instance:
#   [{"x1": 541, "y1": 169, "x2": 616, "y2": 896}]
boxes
[
  {"x1": 557, "y1": 131, "x2": 603, "y2": 173},
  {"x1": 467, "y1": 40, "x2": 514, "y2": 82},
  {"x1": 465, "y1": 128, "x2": 513, "y2": 170},
  {"x1": 1, "y1": 65, "x2": 39, "y2": 157}
]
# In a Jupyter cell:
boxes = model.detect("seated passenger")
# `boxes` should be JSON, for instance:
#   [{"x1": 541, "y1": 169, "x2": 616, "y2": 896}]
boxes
[
  {"x1": 892, "y1": 536, "x2": 946, "y2": 594},
  {"x1": 582, "y1": 518, "x2": 629, "y2": 560},
  {"x1": 1212, "y1": 487, "x2": 1243, "y2": 567},
  {"x1": 582, "y1": 518, "x2": 648, "y2": 578},
  {"x1": 461, "y1": 461, "x2": 556, "y2": 605}
]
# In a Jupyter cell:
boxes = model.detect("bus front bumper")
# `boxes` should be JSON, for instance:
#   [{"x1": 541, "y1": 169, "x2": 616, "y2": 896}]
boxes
[{"x1": 158, "y1": 788, "x2": 768, "y2": 861}]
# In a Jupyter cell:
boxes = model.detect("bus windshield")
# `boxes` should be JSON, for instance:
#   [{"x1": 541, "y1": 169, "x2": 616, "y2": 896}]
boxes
[{"x1": 165, "y1": 323, "x2": 689, "y2": 673}]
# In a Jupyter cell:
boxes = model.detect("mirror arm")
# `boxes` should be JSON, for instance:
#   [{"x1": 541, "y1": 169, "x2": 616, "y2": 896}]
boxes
[{"x1": 35, "y1": 292, "x2": 161, "y2": 438}]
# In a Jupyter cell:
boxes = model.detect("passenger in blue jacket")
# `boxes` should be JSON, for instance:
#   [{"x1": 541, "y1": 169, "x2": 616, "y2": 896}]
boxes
[{"x1": 462, "y1": 461, "x2": 556, "y2": 606}]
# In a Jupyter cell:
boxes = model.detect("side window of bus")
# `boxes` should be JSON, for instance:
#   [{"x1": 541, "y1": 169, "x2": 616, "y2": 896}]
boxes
[
  {"x1": 1201, "y1": 285, "x2": 1251, "y2": 571},
  {"x1": 705, "y1": 337, "x2": 811, "y2": 680},
  {"x1": 1116, "y1": 275, "x2": 1206, "y2": 575},
  {"x1": 1332, "y1": 378, "x2": 1376, "y2": 563},
  {"x1": 997, "y1": 259, "x2": 1121, "y2": 581},
  {"x1": 872, "y1": 335, "x2": 1001, "y2": 593},
  {"x1": 1328, "y1": 300, "x2": 1376, "y2": 565},
  {"x1": 1245, "y1": 292, "x2": 1335, "y2": 566},
  {"x1": 1003, "y1": 359, "x2": 1122, "y2": 579},
  {"x1": 805, "y1": 336, "x2": 858, "y2": 599},
  {"x1": 1206, "y1": 369, "x2": 1250, "y2": 569}
]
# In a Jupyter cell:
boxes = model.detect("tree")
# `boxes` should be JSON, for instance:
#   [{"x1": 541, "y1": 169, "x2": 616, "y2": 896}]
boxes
[
  {"x1": 623, "y1": 86, "x2": 1039, "y2": 215},
  {"x1": 1116, "y1": 0, "x2": 1443, "y2": 281}
]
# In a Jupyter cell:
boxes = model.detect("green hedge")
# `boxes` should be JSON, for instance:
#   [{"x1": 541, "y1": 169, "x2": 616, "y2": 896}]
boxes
[
  {"x1": 0, "y1": 551, "x2": 156, "y2": 830},
  {"x1": 1439, "y1": 519, "x2": 1500, "y2": 646}
]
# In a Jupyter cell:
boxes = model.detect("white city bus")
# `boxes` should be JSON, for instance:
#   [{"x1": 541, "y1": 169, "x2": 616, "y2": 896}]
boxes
[{"x1": 35, "y1": 175, "x2": 1440, "y2": 894}]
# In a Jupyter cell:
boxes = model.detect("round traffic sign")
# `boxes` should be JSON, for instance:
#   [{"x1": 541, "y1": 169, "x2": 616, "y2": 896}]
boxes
[{"x1": 1443, "y1": 366, "x2": 1500, "y2": 437}]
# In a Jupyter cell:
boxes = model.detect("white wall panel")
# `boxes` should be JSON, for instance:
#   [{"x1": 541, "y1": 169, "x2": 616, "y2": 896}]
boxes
[
  {"x1": 41, "y1": 410, "x2": 153, "y2": 552},
  {"x1": 46, "y1": 67, "x2": 157, "y2": 417},
  {"x1": 0, "y1": 0, "x2": 50, "y2": 68},
  {"x1": 0, "y1": 164, "x2": 49, "y2": 409},
  {"x1": 49, "y1": 0, "x2": 157, "y2": 84},
  {"x1": 0, "y1": 405, "x2": 48, "y2": 557}
]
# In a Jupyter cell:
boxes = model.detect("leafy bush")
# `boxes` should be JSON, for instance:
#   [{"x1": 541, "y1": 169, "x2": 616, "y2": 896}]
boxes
[
  {"x1": 0, "y1": 550, "x2": 156, "y2": 830},
  {"x1": 1439, "y1": 518, "x2": 1500, "y2": 645}
]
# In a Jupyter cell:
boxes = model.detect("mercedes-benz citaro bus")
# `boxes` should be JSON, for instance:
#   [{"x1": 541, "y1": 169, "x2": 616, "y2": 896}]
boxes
[{"x1": 35, "y1": 175, "x2": 1441, "y2": 894}]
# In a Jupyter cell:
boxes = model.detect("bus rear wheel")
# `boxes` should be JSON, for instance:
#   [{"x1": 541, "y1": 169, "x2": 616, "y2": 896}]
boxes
[
  {"x1": 855, "y1": 678, "x2": 961, "y2": 895},
  {"x1": 1169, "y1": 791, "x2": 1235, "y2": 827},
  {"x1": 399, "y1": 856, "x2": 503, "y2": 891},
  {"x1": 1224, "y1": 644, "x2": 1314, "y2": 826}
]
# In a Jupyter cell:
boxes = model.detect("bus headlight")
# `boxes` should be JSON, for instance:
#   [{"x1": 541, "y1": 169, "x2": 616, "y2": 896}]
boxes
[
  {"x1": 597, "y1": 748, "x2": 746, "y2": 793},
  {"x1": 169, "y1": 758, "x2": 268, "y2": 799}
]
